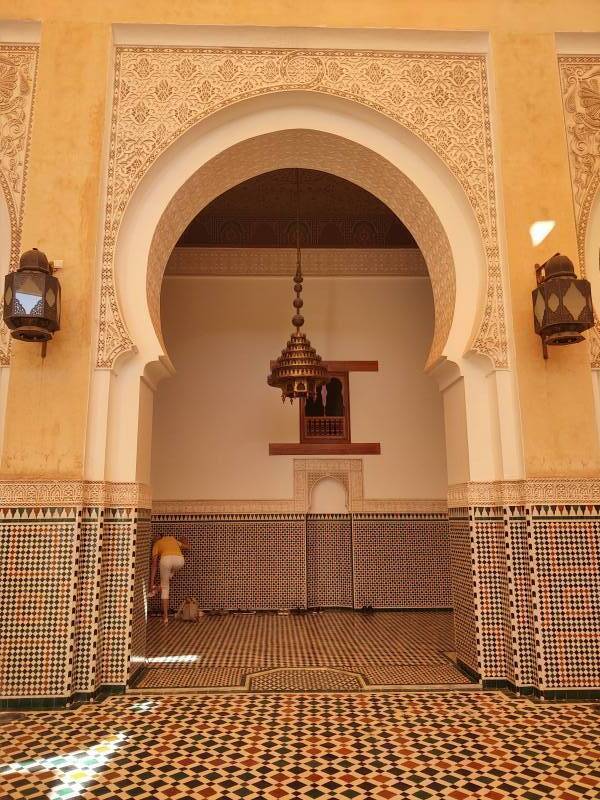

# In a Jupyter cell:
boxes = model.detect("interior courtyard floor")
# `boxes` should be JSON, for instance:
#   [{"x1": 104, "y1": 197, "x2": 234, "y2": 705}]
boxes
[
  {"x1": 137, "y1": 609, "x2": 472, "y2": 691},
  {"x1": 1, "y1": 691, "x2": 599, "y2": 800}
]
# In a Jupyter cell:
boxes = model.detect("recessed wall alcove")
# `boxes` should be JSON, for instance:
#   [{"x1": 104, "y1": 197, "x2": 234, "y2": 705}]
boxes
[
  {"x1": 93, "y1": 91, "x2": 521, "y2": 690},
  {"x1": 150, "y1": 165, "x2": 451, "y2": 612},
  {"x1": 309, "y1": 478, "x2": 348, "y2": 514}
]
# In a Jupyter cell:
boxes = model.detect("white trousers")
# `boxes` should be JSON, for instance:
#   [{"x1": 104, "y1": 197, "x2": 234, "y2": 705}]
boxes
[{"x1": 159, "y1": 554, "x2": 185, "y2": 599}]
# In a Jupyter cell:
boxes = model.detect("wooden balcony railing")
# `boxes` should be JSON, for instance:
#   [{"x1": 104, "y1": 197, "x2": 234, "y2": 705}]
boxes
[{"x1": 304, "y1": 416, "x2": 346, "y2": 439}]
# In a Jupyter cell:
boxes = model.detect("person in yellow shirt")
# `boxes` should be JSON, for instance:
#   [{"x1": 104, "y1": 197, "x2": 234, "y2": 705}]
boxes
[{"x1": 148, "y1": 535, "x2": 191, "y2": 623}]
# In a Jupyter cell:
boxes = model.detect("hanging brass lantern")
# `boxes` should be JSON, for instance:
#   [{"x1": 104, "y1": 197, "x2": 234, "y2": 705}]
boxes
[{"x1": 267, "y1": 170, "x2": 327, "y2": 403}]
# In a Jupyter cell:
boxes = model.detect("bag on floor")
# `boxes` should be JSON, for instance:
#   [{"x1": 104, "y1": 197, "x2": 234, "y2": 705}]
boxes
[{"x1": 175, "y1": 597, "x2": 203, "y2": 622}]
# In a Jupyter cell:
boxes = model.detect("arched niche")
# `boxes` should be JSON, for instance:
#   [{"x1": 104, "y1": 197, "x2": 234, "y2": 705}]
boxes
[{"x1": 309, "y1": 477, "x2": 349, "y2": 514}]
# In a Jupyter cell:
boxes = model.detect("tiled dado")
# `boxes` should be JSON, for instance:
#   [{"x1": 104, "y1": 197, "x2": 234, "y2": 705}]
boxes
[
  {"x1": 0, "y1": 481, "x2": 152, "y2": 707},
  {"x1": 448, "y1": 482, "x2": 600, "y2": 698},
  {"x1": 151, "y1": 512, "x2": 453, "y2": 613},
  {"x1": 352, "y1": 513, "x2": 451, "y2": 608}
]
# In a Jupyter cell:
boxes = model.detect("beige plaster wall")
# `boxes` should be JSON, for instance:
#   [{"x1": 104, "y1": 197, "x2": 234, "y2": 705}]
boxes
[
  {"x1": 2, "y1": 2, "x2": 599, "y2": 32},
  {"x1": 491, "y1": 33, "x2": 600, "y2": 476},
  {"x1": 151, "y1": 275, "x2": 447, "y2": 500},
  {"x1": 1, "y1": 21, "x2": 110, "y2": 477},
  {"x1": 3, "y1": 1, "x2": 600, "y2": 485}
]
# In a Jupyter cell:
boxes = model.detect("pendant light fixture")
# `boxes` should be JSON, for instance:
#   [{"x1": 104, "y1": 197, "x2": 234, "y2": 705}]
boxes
[{"x1": 267, "y1": 169, "x2": 328, "y2": 403}]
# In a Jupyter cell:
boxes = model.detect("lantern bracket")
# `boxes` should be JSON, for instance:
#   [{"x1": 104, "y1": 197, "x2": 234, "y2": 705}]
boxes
[{"x1": 534, "y1": 261, "x2": 549, "y2": 359}]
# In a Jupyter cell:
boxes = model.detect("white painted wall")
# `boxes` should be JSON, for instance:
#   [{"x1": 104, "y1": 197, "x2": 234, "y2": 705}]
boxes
[{"x1": 151, "y1": 274, "x2": 448, "y2": 500}]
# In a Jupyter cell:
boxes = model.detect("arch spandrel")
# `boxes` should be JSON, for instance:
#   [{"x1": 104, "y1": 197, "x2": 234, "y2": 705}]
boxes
[
  {"x1": 99, "y1": 45, "x2": 507, "y2": 369},
  {"x1": 559, "y1": 55, "x2": 600, "y2": 366},
  {"x1": 0, "y1": 44, "x2": 39, "y2": 366}
]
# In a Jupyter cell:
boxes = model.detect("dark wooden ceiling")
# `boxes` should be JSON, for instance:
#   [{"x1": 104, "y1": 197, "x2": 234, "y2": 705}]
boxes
[{"x1": 177, "y1": 168, "x2": 417, "y2": 249}]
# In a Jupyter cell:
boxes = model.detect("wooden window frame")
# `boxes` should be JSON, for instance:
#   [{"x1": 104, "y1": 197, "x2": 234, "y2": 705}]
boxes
[
  {"x1": 299, "y1": 371, "x2": 351, "y2": 444},
  {"x1": 269, "y1": 359, "x2": 380, "y2": 456}
]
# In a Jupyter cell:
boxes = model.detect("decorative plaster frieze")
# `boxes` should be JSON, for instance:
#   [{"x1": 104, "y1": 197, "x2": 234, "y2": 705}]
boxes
[
  {"x1": 0, "y1": 44, "x2": 38, "y2": 366},
  {"x1": 361, "y1": 498, "x2": 448, "y2": 514},
  {"x1": 165, "y1": 246, "x2": 429, "y2": 277},
  {"x1": 0, "y1": 480, "x2": 152, "y2": 508},
  {"x1": 151, "y1": 498, "x2": 447, "y2": 515},
  {"x1": 448, "y1": 478, "x2": 600, "y2": 508},
  {"x1": 558, "y1": 56, "x2": 600, "y2": 366},
  {"x1": 98, "y1": 46, "x2": 507, "y2": 369},
  {"x1": 152, "y1": 499, "x2": 296, "y2": 514}
]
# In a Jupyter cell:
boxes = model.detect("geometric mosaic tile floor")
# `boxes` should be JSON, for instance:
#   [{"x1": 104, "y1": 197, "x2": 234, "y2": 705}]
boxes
[
  {"x1": 139, "y1": 609, "x2": 472, "y2": 690},
  {"x1": 1, "y1": 692, "x2": 599, "y2": 799}
]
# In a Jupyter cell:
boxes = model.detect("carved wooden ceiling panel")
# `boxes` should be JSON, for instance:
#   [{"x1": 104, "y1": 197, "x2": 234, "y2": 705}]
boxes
[{"x1": 178, "y1": 168, "x2": 416, "y2": 249}]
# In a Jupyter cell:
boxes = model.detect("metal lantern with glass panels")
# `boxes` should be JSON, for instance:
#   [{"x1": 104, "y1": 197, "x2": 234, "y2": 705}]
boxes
[
  {"x1": 3, "y1": 248, "x2": 61, "y2": 342},
  {"x1": 532, "y1": 253, "x2": 593, "y2": 357}
]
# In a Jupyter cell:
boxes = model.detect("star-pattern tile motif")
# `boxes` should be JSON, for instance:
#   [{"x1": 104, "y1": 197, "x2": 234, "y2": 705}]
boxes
[{"x1": 1, "y1": 692, "x2": 599, "y2": 799}]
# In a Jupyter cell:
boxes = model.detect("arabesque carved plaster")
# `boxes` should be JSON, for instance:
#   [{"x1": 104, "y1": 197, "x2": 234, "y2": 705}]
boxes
[
  {"x1": 0, "y1": 44, "x2": 38, "y2": 366},
  {"x1": 147, "y1": 130, "x2": 453, "y2": 367},
  {"x1": 558, "y1": 56, "x2": 600, "y2": 366},
  {"x1": 0, "y1": 480, "x2": 151, "y2": 508},
  {"x1": 165, "y1": 247, "x2": 428, "y2": 277},
  {"x1": 448, "y1": 478, "x2": 600, "y2": 508},
  {"x1": 99, "y1": 46, "x2": 507, "y2": 369}
]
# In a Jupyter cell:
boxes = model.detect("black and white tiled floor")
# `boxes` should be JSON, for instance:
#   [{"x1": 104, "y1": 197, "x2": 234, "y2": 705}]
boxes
[
  {"x1": 1, "y1": 691, "x2": 599, "y2": 799},
  {"x1": 139, "y1": 610, "x2": 471, "y2": 690}
]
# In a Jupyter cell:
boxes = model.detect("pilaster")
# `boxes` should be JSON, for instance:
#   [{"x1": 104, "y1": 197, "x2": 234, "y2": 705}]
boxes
[
  {"x1": 0, "y1": 481, "x2": 151, "y2": 707},
  {"x1": 491, "y1": 31, "x2": 600, "y2": 476},
  {"x1": 449, "y1": 480, "x2": 600, "y2": 698},
  {"x1": 2, "y1": 20, "x2": 112, "y2": 477}
]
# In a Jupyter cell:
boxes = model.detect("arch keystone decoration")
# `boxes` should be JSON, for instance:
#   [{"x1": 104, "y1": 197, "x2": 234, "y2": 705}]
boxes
[{"x1": 98, "y1": 45, "x2": 507, "y2": 369}]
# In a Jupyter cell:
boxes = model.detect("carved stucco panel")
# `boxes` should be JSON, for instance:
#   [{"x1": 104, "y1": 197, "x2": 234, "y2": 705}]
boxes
[
  {"x1": 0, "y1": 480, "x2": 152, "y2": 508},
  {"x1": 294, "y1": 458, "x2": 364, "y2": 513},
  {"x1": 448, "y1": 478, "x2": 600, "y2": 507},
  {"x1": 0, "y1": 45, "x2": 38, "y2": 366},
  {"x1": 558, "y1": 56, "x2": 600, "y2": 366},
  {"x1": 98, "y1": 46, "x2": 507, "y2": 369},
  {"x1": 165, "y1": 247, "x2": 429, "y2": 277}
]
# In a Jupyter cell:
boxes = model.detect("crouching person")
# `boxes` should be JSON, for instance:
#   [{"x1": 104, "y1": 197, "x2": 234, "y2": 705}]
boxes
[{"x1": 148, "y1": 535, "x2": 190, "y2": 624}]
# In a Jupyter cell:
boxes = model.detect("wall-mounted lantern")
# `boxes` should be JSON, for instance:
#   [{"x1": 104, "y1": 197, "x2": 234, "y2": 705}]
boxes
[
  {"x1": 532, "y1": 253, "x2": 593, "y2": 358},
  {"x1": 3, "y1": 248, "x2": 61, "y2": 352}
]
